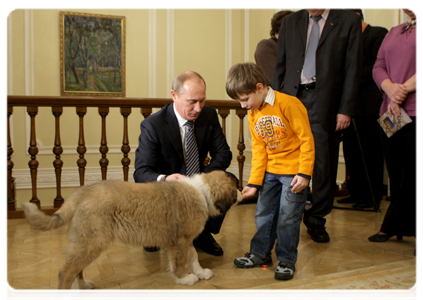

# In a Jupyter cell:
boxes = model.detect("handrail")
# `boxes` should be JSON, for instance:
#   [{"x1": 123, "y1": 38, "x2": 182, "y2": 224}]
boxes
[
  {"x1": 7, "y1": 95, "x2": 240, "y2": 109},
  {"x1": 7, "y1": 95, "x2": 248, "y2": 218}
]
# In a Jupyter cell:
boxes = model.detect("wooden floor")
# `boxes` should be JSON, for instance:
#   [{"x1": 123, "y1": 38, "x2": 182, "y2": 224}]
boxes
[{"x1": 7, "y1": 196, "x2": 417, "y2": 296}]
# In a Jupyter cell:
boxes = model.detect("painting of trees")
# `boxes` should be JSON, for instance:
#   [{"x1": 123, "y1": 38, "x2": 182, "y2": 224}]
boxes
[{"x1": 60, "y1": 12, "x2": 125, "y2": 96}]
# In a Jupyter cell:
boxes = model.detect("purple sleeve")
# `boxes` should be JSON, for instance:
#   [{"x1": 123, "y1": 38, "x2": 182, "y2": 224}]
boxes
[{"x1": 372, "y1": 30, "x2": 391, "y2": 90}]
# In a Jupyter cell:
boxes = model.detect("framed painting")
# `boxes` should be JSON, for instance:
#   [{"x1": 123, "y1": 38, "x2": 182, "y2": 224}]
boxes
[{"x1": 60, "y1": 12, "x2": 126, "y2": 97}]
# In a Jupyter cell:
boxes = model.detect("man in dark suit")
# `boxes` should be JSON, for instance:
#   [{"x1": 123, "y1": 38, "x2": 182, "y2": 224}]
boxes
[
  {"x1": 133, "y1": 71, "x2": 233, "y2": 256},
  {"x1": 273, "y1": 9, "x2": 362, "y2": 243},
  {"x1": 338, "y1": 9, "x2": 388, "y2": 209}
]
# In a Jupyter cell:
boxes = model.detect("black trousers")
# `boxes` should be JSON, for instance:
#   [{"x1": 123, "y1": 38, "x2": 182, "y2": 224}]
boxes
[
  {"x1": 342, "y1": 115, "x2": 384, "y2": 204},
  {"x1": 297, "y1": 86, "x2": 341, "y2": 228},
  {"x1": 380, "y1": 117, "x2": 416, "y2": 236}
]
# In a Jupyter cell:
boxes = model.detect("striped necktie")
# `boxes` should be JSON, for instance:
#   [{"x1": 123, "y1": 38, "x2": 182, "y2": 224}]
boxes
[{"x1": 184, "y1": 121, "x2": 200, "y2": 176}]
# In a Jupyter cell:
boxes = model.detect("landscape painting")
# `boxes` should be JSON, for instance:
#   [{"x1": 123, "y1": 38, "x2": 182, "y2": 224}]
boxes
[{"x1": 60, "y1": 12, "x2": 126, "y2": 97}]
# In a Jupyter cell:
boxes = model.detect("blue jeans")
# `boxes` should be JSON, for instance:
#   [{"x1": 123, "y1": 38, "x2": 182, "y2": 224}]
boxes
[{"x1": 250, "y1": 173, "x2": 307, "y2": 267}]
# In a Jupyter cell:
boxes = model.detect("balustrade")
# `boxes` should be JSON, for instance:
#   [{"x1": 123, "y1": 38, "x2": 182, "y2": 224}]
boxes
[{"x1": 7, "y1": 96, "x2": 247, "y2": 218}]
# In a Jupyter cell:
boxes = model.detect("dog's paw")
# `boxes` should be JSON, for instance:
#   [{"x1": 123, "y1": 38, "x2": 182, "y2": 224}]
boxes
[
  {"x1": 175, "y1": 274, "x2": 199, "y2": 285},
  {"x1": 195, "y1": 268, "x2": 214, "y2": 280},
  {"x1": 72, "y1": 279, "x2": 95, "y2": 289}
]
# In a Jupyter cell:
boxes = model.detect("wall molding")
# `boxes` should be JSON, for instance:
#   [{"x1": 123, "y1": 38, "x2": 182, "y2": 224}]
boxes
[
  {"x1": 149, "y1": 9, "x2": 157, "y2": 98},
  {"x1": 167, "y1": 9, "x2": 174, "y2": 92},
  {"x1": 244, "y1": 9, "x2": 249, "y2": 62},
  {"x1": 8, "y1": 11, "x2": 13, "y2": 93}
]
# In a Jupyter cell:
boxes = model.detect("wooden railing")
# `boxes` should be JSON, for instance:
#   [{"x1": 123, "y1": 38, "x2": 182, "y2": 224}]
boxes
[{"x1": 7, "y1": 96, "x2": 247, "y2": 218}]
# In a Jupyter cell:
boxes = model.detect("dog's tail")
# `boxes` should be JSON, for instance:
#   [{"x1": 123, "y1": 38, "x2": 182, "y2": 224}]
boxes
[{"x1": 21, "y1": 195, "x2": 78, "y2": 231}]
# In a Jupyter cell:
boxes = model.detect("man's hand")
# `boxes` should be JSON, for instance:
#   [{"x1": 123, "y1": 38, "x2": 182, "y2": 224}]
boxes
[
  {"x1": 335, "y1": 114, "x2": 351, "y2": 132},
  {"x1": 290, "y1": 175, "x2": 310, "y2": 193},
  {"x1": 241, "y1": 186, "x2": 257, "y2": 200},
  {"x1": 166, "y1": 173, "x2": 186, "y2": 181}
]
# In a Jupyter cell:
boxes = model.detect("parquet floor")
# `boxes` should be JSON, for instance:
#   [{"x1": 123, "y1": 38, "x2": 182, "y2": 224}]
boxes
[{"x1": 7, "y1": 197, "x2": 417, "y2": 294}]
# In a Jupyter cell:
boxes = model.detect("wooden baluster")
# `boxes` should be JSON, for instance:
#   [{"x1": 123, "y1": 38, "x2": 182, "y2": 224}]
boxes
[
  {"x1": 52, "y1": 106, "x2": 64, "y2": 208},
  {"x1": 120, "y1": 107, "x2": 131, "y2": 181},
  {"x1": 76, "y1": 107, "x2": 87, "y2": 186},
  {"x1": 236, "y1": 109, "x2": 247, "y2": 190},
  {"x1": 7, "y1": 106, "x2": 15, "y2": 211},
  {"x1": 141, "y1": 107, "x2": 152, "y2": 119},
  {"x1": 27, "y1": 106, "x2": 40, "y2": 208},
  {"x1": 218, "y1": 109, "x2": 230, "y2": 136},
  {"x1": 99, "y1": 107, "x2": 109, "y2": 180}
]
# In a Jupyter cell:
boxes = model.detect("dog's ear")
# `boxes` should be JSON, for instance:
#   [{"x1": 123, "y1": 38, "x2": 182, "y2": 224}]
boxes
[
  {"x1": 214, "y1": 199, "x2": 233, "y2": 215},
  {"x1": 225, "y1": 172, "x2": 239, "y2": 189}
]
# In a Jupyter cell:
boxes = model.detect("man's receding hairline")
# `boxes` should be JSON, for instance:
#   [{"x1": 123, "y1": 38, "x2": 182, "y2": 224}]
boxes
[{"x1": 172, "y1": 71, "x2": 206, "y2": 95}]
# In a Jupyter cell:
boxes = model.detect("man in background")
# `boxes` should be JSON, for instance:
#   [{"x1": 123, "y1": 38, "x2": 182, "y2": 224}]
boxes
[{"x1": 273, "y1": 9, "x2": 362, "y2": 243}]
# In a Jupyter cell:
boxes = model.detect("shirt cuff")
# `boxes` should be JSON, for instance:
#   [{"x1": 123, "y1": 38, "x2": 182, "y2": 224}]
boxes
[
  {"x1": 297, "y1": 173, "x2": 311, "y2": 180},
  {"x1": 247, "y1": 183, "x2": 262, "y2": 191}
]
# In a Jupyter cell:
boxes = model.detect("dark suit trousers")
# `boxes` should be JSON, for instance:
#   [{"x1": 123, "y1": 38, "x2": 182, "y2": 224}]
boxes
[
  {"x1": 380, "y1": 118, "x2": 416, "y2": 236},
  {"x1": 297, "y1": 86, "x2": 341, "y2": 228},
  {"x1": 342, "y1": 116, "x2": 384, "y2": 204}
]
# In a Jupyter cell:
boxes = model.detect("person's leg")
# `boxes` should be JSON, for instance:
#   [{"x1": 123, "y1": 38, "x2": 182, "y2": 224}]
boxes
[
  {"x1": 275, "y1": 176, "x2": 307, "y2": 266},
  {"x1": 380, "y1": 120, "x2": 416, "y2": 236},
  {"x1": 297, "y1": 86, "x2": 339, "y2": 242},
  {"x1": 342, "y1": 118, "x2": 361, "y2": 200},
  {"x1": 194, "y1": 215, "x2": 225, "y2": 256},
  {"x1": 249, "y1": 173, "x2": 281, "y2": 259},
  {"x1": 352, "y1": 116, "x2": 384, "y2": 208},
  {"x1": 234, "y1": 173, "x2": 280, "y2": 268}
]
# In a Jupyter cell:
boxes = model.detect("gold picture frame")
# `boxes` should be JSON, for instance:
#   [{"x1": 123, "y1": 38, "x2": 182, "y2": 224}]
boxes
[{"x1": 60, "y1": 11, "x2": 126, "y2": 97}]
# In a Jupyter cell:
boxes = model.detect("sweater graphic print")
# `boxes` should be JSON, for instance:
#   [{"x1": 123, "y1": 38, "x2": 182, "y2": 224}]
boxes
[{"x1": 254, "y1": 115, "x2": 287, "y2": 151}]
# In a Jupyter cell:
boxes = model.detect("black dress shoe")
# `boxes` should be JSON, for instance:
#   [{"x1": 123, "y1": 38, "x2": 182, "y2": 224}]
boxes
[
  {"x1": 307, "y1": 227, "x2": 330, "y2": 243},
  {"x1": 143, "y1": 246, "x2": 160, "y2": 252},
  {"x1": 337, "y1": 195, "x2": 356, "y2": 204},
  {"x1": 353, "y1": 201, "x2": 375, "y2": 209},
  {"x1": 193, "y1": 232, "x2": 223, "y2": 256},
  {"x1": 368, "y1": 233, "x2": 403, "y2": 242}
]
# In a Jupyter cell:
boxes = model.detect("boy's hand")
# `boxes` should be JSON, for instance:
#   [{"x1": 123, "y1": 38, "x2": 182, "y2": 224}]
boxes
[
  {"x1": 241, "y1": 186, "x2": 257, "y2": 199},
  {"x1": 290, "y1": 175, "x2": 310, "y2": 194}
]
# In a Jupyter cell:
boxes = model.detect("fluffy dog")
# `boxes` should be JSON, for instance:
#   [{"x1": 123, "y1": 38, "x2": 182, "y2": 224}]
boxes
[{"x1": 22, "y1": 170, "x2": 242, "y2": 289}]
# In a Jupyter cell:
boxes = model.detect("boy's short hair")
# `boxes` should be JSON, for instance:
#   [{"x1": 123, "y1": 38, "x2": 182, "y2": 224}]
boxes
[{"x1": 226, "y1": 63, "x2": 267, "y2": 100}]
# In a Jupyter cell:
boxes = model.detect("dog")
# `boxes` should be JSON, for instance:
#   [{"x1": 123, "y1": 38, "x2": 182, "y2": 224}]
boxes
[{"x1": 22, "y1": 170, "x2": 242, "y2": 289}]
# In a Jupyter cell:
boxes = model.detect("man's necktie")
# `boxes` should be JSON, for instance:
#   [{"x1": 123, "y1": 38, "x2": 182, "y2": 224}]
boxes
[
  {"x1": 303, "y1": 15, "x2": 322, "y2": 80},
  {"x1": 184, "y1": 121, "x2": 200, "y2": 176}
]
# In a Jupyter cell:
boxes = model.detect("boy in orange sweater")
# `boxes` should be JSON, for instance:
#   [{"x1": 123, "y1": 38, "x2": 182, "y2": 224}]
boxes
[{"x1": 226, "y1": 63, "x2": 315, "y2": 280}]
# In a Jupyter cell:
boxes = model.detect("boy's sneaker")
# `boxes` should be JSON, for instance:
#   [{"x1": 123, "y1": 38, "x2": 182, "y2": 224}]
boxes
[
  {"x1": 275, "y1": 262, "x2": 295, "y2": 280},
  {"x1": 234, "y1": 253, "x2": 273, "y2": 268}
]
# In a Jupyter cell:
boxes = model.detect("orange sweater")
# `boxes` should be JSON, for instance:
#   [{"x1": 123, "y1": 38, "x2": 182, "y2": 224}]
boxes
[{"x1": 248, "y1": 90, "x2": 315, "y2": 187}]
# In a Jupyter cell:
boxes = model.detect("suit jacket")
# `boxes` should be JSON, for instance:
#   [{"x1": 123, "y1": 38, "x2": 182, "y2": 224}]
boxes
[
  {"x1": 133, "y1": 103, "x2": 232, "y2": 183},
  {"x1": 356, "y1": 24, "x2": 388, "y2": 117},
  {"x1": 273, "y1": 9, "x2": 363, "y2": 131}
]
